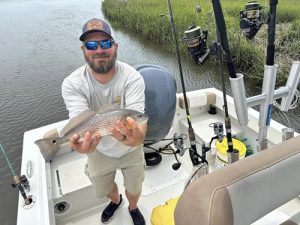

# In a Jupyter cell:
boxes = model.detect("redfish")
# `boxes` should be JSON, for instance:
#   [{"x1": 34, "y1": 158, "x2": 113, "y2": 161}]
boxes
[{"x1": 35, "y1": 109, "x2": 148, "y2": 162}]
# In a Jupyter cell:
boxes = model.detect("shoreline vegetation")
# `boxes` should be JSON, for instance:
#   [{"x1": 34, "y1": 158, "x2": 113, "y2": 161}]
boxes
[{"x1": 102, "y1": 0, "x2": 300, "y2": 86}]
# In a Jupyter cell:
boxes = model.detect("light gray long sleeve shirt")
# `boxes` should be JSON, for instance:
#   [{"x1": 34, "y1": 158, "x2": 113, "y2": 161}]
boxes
[{"x1": 62, "y1": 61, "x2": 145, "y2": 157}]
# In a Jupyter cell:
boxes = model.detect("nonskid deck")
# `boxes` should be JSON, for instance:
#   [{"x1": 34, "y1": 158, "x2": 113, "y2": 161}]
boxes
[{"x1": 17, "y1": 88, "x2": 299, "y2": 225}]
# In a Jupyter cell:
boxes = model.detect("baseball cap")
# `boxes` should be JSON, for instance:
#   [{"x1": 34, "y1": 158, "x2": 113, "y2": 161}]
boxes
[{"x1": 79, "y1": 18, "x2": 113, "y2": 41}]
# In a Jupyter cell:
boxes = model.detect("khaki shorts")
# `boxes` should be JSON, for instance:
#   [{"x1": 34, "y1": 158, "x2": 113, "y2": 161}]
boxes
[{"x1": 86, "y1": 149, "x2": 145, "y2": 198}]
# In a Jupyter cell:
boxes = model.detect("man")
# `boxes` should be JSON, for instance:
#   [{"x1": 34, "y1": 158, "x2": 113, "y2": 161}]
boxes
[{"x1": 62, "y1": 18, "x2": 147, "y2": 225}]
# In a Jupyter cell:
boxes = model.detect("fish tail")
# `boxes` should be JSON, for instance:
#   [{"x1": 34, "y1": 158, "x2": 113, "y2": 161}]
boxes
[{"x1": 34, "y1": 138, "x2": 60, "y2": 162}]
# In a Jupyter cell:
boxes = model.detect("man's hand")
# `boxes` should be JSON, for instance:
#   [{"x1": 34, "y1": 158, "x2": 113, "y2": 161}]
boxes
[
  {"x1": 69, "y1": 131, "x2": 101, "y2": 154},
  {"x1": 111, "y1": 117, "x2": 147, "y2": 147}
]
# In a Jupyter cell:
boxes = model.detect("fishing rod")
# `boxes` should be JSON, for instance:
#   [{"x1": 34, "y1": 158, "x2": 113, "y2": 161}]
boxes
[
  {"x1": 0, "y1": 144, "x2": 32, "y2": 205},
  {"x1": 257, "y1": 0, "x2": 278, "y2": 150},
  {"x1": 238, "y1": 0, "x2": 299, "y2": 150},
  {"x1": 166, "y1": 0, "x2": 201, "y2": 166},
  {"x1": 211, "y1": 0, "x2": 237, "y2": 80},
  {"x1": 266, "y1": 0, "x2": 278, "y2": 66},
  {"x1": 211, "y1": 0, "x2": 238, "y2": 161}
]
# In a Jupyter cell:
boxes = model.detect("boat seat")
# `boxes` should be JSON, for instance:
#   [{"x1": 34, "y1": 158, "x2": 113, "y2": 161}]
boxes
[
  {"x1": 135, "y1": 64, "x2": 177, "y2": 145},
  {"x1": 135, "y1": 64, "x2": 177, "y2": 166},
  {"x1": 174, "y1": 135, "x2": 300, "y2": 225}
]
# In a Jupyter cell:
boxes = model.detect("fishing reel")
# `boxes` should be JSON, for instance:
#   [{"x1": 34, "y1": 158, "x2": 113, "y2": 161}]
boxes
[
  {"x1": 240, "y1": 1, "x2": 266, "y2": 39},
  {"x1": 172, "y1": 133, "x2": 185, "y2": 170},
  {"x1": 11, "y1": 175, "x2": 33, "y2": 206},
  {"x1": 172, "y1": 132, "x2": 209, "y2": 170},
  {"x1": 204, "y1": 122, "x2": 225, "y2": 154},
  {"x1": 183, "y1": 25, "x2": 210, "y2": 65},
  {"x1": 210, "y1": 122, "x2": 224, "y2": 143},
  {"x1": 11, "y1": 175, "x2": 30, "y2": 191},
  {"x1": 173, "y1": 133, "x2": 185, "y2": 156}
]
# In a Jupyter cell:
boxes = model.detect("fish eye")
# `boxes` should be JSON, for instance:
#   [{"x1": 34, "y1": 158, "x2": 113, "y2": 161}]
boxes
[{"x1": 52, "y1": 140, "x2": 56, "y2": 144}]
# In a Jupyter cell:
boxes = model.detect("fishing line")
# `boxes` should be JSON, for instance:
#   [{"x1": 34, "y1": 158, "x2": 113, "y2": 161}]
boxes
[
  {"x1": 184, "y1": 163, "x2": 207, "y2": 189},
  {"x1": 0, "y1": 143, "x2": 16, "y2": 176}
]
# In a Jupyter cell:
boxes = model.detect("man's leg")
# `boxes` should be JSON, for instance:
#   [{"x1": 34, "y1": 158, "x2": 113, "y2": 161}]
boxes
[
  {"x1": 125, "y1": 189, "x2": 145, "y2": 225},
  {"x1": 101, "y1": 182, "x2": 124, "y2": 224},
  {"x1": 125, "y1": 190, "x2": 140, "y2": 210},
  {"x1": 121, "y1": 149, "x2": 145, "y2": 225},
  {"x1": 107, "y1": 182, "x2": 120, "y2": 204},
  {"x1": 86, "y1": 151, "x2": 123, "y2": 224}
]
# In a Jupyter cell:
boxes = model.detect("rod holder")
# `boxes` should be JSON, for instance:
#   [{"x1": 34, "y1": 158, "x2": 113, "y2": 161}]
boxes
[
  {"x1": 257, "y1": 139, "x2": 269, "y2": 152},
  {"x1": 280, "y1": 61, "x2": 300, "y2": 111},
  {"x1": 227, "y1": 149, "x2": 239, "y2": 164},
  {"x1": 257, "y1": 64, "x2": 278, "y2": 150},
  {"x1": 230, "y1": 73, "x2": 248, "y2": 126},
  {"x1": 282, "y1": 128, "x2": 294, "y2": 141}
]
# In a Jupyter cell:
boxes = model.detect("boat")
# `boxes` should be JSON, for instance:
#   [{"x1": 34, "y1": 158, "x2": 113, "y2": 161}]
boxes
[
  {"x1": 15, "y1": 62, "x2": 300, "y2": 225},
  {"x1": 15, "y1": 0, "x2": 300, "y2": 223}
]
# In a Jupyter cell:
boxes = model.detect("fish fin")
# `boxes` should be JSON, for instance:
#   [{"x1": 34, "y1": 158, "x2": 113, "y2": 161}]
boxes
[
  {"x1": 97, "y1": 103, "x2": 120, "y2": 114},
  {"x1": 61, "y1": 110, "x2": 96, "y2": 136},
  {"x1": 34, "y1": 138, "x2": 60, "y2": 162}
]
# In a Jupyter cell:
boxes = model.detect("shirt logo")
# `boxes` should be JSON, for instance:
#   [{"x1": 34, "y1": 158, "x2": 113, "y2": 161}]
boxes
[{"x1": 113, "y1": 96, "x2": 121, "y2": 105}]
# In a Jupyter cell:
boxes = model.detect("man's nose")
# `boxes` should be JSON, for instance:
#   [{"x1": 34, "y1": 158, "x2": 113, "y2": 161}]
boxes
[{"x1": 94, "y1": 45, "x2": 106, "y2": 53}]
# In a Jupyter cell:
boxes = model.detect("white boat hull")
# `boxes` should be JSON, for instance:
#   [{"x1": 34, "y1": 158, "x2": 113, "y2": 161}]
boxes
[{"x1": 17, "y1": 88, "x2": 299, "y2": 225}]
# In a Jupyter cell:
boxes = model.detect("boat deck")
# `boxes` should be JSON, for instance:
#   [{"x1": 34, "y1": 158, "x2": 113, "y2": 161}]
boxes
[
  {"x1": 54, "y1": 153, "x2": 187, "y2": 225},
  {"x1": 51, "y1": 111, "x2": 300, "y2": 225},
  {"x1": 18, "y1": 88, "x2": 300, "y2": 225},
  {"x1": 52, "y1": 151, "x2": 300, "y2": 225}
]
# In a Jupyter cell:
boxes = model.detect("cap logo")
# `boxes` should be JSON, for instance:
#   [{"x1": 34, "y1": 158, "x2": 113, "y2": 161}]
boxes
[
  {"x1": 87, "y1": 20, "x2": 103, "y2": 31},
  {"x1": 80, "y1": 18, "x2": 112, "y2": 41}
]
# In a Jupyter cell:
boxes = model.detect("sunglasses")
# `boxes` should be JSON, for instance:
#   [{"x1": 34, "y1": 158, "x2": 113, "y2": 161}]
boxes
[{"x1": 83, "y1": 39, "x2": 115, "y2": 50}]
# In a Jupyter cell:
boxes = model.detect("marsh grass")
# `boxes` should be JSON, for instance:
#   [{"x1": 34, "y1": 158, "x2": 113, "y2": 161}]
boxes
[{"x1": 103, "y1": 0, "x2": 300, "y2": 85}]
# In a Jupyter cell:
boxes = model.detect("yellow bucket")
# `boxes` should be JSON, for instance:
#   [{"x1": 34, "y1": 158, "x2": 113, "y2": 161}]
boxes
[
  {"x1": 151, "y1": 197, "x2": 180, "y2": 225},
  {"x1": 215, "y1": 137, "x2": 246, "y2": 168}
]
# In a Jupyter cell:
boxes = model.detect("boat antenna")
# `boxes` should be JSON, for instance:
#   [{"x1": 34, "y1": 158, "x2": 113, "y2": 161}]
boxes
[
  {"x1": 0, "y1": 143, "x2": 32, "y2": 205},
  {"x1": 211, "y1": 0, "x2": 238, "y2": 162},
  {"x1": 166, "y1": 0, "x2": 201, "y2": 166}
]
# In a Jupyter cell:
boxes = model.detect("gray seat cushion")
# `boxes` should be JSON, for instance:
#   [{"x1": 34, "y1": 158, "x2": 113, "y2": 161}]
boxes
[{"x1": 175, "y1": 135, "x2": 300, "y2": 225}]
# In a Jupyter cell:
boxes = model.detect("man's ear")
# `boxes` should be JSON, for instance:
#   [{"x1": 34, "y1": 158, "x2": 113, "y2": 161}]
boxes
[
  {"x1": 114, "y1": 42, "x2": 119, "y2": 50},
  {"x1": 80, "y1": 45, "x2": 85, "y2": 52}
]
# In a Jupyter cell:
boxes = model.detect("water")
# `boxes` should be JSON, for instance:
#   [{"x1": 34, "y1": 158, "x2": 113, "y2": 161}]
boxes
[{"x1": 0, "y1": 0, "x2": 299, "y2": 224}]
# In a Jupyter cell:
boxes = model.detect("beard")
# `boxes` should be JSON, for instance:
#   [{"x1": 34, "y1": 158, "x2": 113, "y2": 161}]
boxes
[{"x1": 84, "y1": 50, "x2": 117, "y2": 74}]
